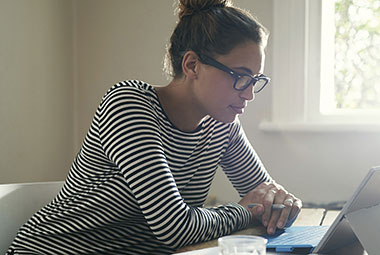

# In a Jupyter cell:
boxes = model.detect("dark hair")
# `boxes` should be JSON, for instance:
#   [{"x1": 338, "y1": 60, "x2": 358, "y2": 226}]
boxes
[{"x1": 164, "y1": 0, "x2": 269, "y2": 78}]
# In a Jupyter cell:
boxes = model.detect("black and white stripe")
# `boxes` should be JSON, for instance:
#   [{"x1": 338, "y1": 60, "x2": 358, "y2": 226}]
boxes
[{"x1": 8, "y1": 80, "x2": 271, "y2": 254}]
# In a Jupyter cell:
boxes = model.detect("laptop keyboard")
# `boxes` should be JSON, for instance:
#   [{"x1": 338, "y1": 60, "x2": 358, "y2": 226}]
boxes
[
  {"x1": 265, "y1": 225, "x2": 330, "y2": 252},
  {"x1": 268, "y1": 226, "x2": 329, "y2": 244}
]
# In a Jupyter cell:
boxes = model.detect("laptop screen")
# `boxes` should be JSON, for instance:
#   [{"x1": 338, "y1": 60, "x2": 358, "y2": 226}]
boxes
[{"x1": 314, "y1": 166, "x2": 380, "y2": 254}]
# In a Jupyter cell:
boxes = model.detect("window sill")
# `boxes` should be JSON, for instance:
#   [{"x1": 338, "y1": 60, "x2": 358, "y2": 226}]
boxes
[{"x1": 259, "y1": 121, "x2": 380, "y2": 133}]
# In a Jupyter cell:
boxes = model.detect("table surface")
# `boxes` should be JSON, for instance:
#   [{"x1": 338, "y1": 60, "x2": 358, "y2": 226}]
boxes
[{"x1": 175, "y1": 208, "x2": 366, "y2": 254}]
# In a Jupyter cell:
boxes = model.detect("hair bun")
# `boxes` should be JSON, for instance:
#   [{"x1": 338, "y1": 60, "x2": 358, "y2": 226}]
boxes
[{"x1": 178, "y1": 0, "x2": 231, "y2": 19}]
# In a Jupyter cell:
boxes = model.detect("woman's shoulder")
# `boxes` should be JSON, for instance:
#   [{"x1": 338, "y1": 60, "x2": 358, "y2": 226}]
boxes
[
  {"x1": 99, "y1": 80, "x2": 156, "y2": 106},
  {"x1": 104, "y1": 80, "x2": 153, "y2": 98}
]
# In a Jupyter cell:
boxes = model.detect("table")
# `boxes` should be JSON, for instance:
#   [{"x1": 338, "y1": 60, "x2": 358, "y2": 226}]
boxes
[{"x1": 175, "y1": 208, "x2": 366, "y2": 254}]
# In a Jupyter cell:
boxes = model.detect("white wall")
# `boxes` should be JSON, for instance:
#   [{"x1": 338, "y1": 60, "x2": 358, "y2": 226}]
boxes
[
  {"x1": 74, "y1": 0, "x2": 177, "y2": 149},
  {"x1": 0, "y1": 0, "x2": 74, "y2": 184},
  {"x1": 2, "y1": 0, "x2": 380, "y2": 205}
]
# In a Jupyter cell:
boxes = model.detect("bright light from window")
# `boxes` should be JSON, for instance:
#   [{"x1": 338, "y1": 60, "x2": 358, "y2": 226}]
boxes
[{"x1": 321, "y1": 0, "x2": 380, "y2": 114}]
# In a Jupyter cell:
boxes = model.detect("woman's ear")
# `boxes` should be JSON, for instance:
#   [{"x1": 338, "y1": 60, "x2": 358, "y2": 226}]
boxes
[{"x1": 181, "y1": 51, "x2": 200, "y2": 80}]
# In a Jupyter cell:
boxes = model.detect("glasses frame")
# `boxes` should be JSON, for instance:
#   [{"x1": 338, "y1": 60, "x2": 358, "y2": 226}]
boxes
[{"x1": 198, "y1": 54, "x2": 270, "y2": 93}]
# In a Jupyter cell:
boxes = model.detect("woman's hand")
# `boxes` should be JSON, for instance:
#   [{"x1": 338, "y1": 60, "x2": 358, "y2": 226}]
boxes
[{"x1": 239, "y1": 182, "x2": 302, "y2": 235}]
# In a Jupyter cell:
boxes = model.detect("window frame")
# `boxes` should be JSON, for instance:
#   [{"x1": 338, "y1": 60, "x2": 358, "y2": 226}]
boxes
[{"x1": 262, "y1": 0, "x2": 380, "y2": 132}]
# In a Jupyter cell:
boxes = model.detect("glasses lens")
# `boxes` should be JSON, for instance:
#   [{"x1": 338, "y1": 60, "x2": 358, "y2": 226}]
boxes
[
  {"x1": 253, "y1": 79, "x2": 267, "y2": 93},
  {"x1": 235, "y1": 76, "x2": 252, "y2": 90}
]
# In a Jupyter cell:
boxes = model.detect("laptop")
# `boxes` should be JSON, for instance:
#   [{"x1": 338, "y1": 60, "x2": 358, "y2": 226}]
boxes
[{"x1": 265, "y1": 166, "x2": 380, "y2": 254}]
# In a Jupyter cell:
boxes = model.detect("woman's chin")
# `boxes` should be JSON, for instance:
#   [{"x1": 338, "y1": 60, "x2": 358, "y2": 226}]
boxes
[{"x1": 211, "y1": 113, "x2": 238, "y2": 124}]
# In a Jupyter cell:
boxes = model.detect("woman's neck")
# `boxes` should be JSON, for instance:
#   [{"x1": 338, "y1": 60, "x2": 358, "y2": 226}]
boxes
[{"x1": 155, "y1": 79, "x2": 205, "y2": 132}]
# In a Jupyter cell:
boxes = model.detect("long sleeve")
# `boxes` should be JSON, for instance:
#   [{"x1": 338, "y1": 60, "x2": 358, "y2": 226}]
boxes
[
  {"x1": 220, "y1": 119, "x2": 272, "y2": 197},
  {"x1": 97, "y1": 83, "x2": 251, "y2": 249},
  {"x1": 9, "y1": 81, "x2": 255, "y2": 254}
]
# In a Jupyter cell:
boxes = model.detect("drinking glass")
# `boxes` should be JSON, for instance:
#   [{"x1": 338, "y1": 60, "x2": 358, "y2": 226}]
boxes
[{"x1": 218, "y1": 235, "x2": 267, "y2": 255}]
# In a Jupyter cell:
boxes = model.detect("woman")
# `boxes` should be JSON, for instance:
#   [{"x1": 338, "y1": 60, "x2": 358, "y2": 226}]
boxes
[{"x1": 8, "y1": 0, "x2": 301, "y2": 254}]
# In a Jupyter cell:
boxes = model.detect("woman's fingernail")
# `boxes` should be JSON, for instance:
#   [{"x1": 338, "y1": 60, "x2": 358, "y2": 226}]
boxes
[
  {"x1": 277, "y1": 221, "x2": 283, "y2": 228},
  {"x1": 269, "y1": 227, "x2": 274, "y2": 234}
]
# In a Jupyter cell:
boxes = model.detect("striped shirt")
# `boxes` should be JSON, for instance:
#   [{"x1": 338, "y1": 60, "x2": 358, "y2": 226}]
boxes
[{"x1": 9, "y1": 80, "x2": 272, "y2": 254}]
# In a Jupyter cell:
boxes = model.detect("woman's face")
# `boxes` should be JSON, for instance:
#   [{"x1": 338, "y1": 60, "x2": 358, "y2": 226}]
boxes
[{"x1": 193, "y1": 42, "x2": 265, "y2": 123}]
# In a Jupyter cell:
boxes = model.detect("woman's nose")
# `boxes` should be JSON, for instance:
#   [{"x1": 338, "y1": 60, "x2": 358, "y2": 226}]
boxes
[{"x1": 239, "y1": 84, "x2": 255, "y2": 102}]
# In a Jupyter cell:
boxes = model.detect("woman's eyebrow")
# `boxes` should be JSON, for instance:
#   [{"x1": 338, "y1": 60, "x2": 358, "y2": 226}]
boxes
[{"x1": 234, "y1": 66, "x2": 253, "y2": 75}]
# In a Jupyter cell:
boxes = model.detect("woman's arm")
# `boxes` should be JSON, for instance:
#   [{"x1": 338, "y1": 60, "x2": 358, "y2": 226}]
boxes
[
  {"x1": 220, "y1": 119, "x2": 272, "y2": 196},
  {"x1": 97, "y1": 84, "x2": 251, "y2": 249},
  {"x1": 220, "y1": 120, "x2": 302, "y2": 235}
]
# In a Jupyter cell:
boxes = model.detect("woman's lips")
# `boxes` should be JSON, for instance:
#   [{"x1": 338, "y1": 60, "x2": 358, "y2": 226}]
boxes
[{"x1": 230, "y1": 105, "x2": 245, "y2": 114}]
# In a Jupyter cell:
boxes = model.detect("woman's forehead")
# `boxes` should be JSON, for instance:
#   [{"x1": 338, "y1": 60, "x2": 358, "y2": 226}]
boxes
[{"x1": 215, "y1": 42, "x2": 265, "y2": 74}]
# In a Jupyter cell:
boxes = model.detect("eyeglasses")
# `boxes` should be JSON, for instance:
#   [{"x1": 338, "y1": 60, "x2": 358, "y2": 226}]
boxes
[{"x1": 198, "y1": 54, "x2": 270, "y2": 93}]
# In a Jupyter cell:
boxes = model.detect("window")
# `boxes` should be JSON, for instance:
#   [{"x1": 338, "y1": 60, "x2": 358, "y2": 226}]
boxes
[
  {"x1": 321, "y1": 0, "x2": 380, "y2": 113},
  {"x1": 262, "y1": 0, "x2": 380, "y2": 131}
]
